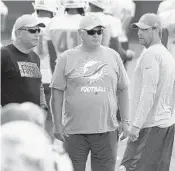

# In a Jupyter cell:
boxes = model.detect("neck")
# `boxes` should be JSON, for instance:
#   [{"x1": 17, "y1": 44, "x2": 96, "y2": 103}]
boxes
[
  {"x1": 81, "y1": 43, "x2": 100, "y2": 52},
  {"x1": 37, "y1": 10, "x2": 53, "y2": 18},
  {"x1": 13, "y1": 39, "x2": 31, "y2": 54},
  {"x1": 146, "y1": 38, "x2": 161, "y2": 48},
  {"x1": 66, "y1": 9, "x2": 78, "y2": 15}
]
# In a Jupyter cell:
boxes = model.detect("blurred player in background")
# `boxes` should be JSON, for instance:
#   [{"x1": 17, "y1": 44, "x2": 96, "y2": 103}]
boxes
[
  {"x1": 158, "y1": 0, "x2": 175, "y2": 59},
  {"x1": 31, "y1": 0, "x2": 64, "y2": 138},
  {"x1": 1, "y1": 102, "x2": 73, "y2": 171},
  {"x1": 113, "y1": 0, "x2": 136, "y2": 50},
  {"x1": 1, "y1": 121, "x2": 56, "y2": 171},
  {"x1": 47, "y1": 0, "x2": 88, "y2": 73},
  {"x1": 87, "y1": 0, "x2": 134, "y2": 65},
  {"x1": 0, "y1": 0, "x2": 8, "y2": 47},
  {"x1": 157, "y1": 0, "x2": 175, "y2": 15}
]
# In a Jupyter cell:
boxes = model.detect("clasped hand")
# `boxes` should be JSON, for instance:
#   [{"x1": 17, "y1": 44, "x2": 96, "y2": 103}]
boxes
[{"x1": 119, "y1": 121, "x2": 140, "y2": 142}]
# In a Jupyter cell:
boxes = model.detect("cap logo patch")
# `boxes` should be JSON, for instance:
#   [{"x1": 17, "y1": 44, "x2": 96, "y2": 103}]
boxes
[{"x1": 39, "y1": 0, "x2": 44, "y2": 5}]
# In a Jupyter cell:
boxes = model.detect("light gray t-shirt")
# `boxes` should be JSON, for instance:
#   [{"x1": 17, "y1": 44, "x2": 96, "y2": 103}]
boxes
[{"x1": 50, "y1": 45, "x2": 129, "y2": 134}]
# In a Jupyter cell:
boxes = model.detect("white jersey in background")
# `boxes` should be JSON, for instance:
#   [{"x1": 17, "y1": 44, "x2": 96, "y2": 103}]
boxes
[
  {"x1": 87, "y1": 12, "x2": 123, "y2": 46},
  {"x1": 113, "y1": 0, "x2": 136, "y2": 43},
  {"x1": 157, "y1": 0, "x2": 175, "y2": 15},
  {"x1": 33, "y1": 16, "x2": 53, "y2": 84},
  {"x1": 159, "y1": 9, "x2": 175, "y2": 59},
  {"x1": 47, "y1": 14, "x2": 83, "y2": 56}
]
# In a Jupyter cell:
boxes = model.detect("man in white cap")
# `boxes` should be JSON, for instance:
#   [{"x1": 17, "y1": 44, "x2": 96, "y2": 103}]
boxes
[
  {"x1": 87, "y1": 0, "x2": 134, "y2": 64},
  {"x1": 50, "y1": 14, "x2": 130, "y2": 171},
  {"x1": 119, "y1": 13, "x2": 175, "y2": 171},
  {"x1": 1, "y1": 14, "x2": 48, "y2": 112}
]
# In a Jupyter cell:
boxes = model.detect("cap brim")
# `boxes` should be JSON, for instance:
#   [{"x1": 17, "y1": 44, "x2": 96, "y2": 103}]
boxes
[
  {"x1": 85, "y1": 24, "x2": 105, "y2": 30},
  {"x1": 25, "y1": 22, "x2": 45, "y2": 28},
  {"x1": 131, "y1": 22, "x2": 151, "y2": 29},
  {"x1": 89, "y1": 2, "x2": 105, "y2": 10}
]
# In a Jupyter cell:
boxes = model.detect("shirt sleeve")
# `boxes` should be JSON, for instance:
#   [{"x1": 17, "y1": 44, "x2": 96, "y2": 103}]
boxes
[
  {"x1": 50, "y1": 54, "x2": 66, "y2": 90},
  {"x1": 116, "y1": 53, "x2": 130, "y2": 90},
  {"x1": 133, "y1": 55, "x2": 160, "y2": 128}
]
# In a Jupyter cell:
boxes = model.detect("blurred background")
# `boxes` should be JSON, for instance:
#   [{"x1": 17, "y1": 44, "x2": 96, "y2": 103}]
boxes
[{"x1": 1, "y1": 0, "x2": 164, "y2": 46}]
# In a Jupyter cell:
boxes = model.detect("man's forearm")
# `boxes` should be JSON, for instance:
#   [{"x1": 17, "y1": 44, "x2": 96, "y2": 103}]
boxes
[
  {"x1": 118, "y1": 88, "x2": 130, "y2": 121},
  {"x1": 133, "y1": 88, "x2": 155, "y2": 128},
  {"x1": 47, "y1": 40, "x2": 57, "y2": 73},
  {"x1": 50, "y1": 88, "x2": 64, "y2": 129}
]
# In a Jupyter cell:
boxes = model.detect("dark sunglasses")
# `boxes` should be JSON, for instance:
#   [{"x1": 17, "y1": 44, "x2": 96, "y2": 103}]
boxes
[
  {"x1": 19, "y1": 28, "x2": 41, "y2": 34},
  {"x1": 85, "y1": 29, "x2": 103, "y2": 36}
]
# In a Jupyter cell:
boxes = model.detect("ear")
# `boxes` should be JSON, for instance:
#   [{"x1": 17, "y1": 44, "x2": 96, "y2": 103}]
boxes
[{"x1": 15, "y1": 30, "x2": 21, "y2": 39}]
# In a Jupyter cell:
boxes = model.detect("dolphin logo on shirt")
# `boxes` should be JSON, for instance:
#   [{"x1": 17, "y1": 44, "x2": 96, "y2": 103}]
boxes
[{"x1": 83, "y1": 61, "x2": 107, "y2": 78}]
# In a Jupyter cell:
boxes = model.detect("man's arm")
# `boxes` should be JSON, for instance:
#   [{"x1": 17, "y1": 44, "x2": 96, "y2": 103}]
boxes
[
  {"x1": 50, "y1": 88, "x2": 64, "y2": 129},
  {"x1": 116, "y1": 52, "x2": 130, "y2": 121},
  {"x1": 50, "y1": 88, "x2": 66, "y2": 142},
  {"x1": 118, "y1": 87, "x2": 130, "y2": 121},
  {"x1": 133, "y1": 58, "x2": 159, "y2": 128},
  {"x1": 49, "y1": 53, "x2": 67, "y2": 141},
  {"x1": 48, "y1": 40, "x2": 57, "y2": 73}
]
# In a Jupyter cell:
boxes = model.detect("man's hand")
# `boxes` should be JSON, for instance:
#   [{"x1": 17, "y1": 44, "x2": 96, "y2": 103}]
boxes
[
  {"x1": 40, "y1": 104, "x2": 48, "y2": 119},
  {"x1": 128, "y1": 126, "x2": 140, "y2": 142},
  {"x1": 119, "y1": 120, "x2": 130, "y2": 140},
  {"x1": 53, "y1": 124, "x2": 68, "y2": 142}
]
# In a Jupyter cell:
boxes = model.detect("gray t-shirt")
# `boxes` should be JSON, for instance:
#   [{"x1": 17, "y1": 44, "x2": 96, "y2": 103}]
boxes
[{"x1": 50, "y1": 45, "x2": 129, "y2": 134}]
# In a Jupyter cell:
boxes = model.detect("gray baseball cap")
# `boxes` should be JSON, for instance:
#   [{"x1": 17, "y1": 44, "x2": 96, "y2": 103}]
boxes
[
  {"x1": 131, "y1": 13, "x2": 162, "y2": 29},
  {"x1": 79, "y1": 14, "x2": 105, "y2": 30},
  {"x1": 14, "y1": 14, "x2": 45, "y2": 31}
]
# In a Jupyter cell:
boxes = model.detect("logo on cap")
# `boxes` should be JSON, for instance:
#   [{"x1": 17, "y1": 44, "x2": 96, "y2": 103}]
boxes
[{"x1": 39, "y1": 0, "x2": 45, "y2": 5}]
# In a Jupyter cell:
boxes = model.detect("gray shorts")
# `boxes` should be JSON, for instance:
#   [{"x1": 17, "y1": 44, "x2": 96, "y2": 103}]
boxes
[
  {"x1": 119, "y1": 125, "x2": 175, "y2": 171},
  {"x1": 64, "y1": 129, "x2": 119, "y2": 171}
]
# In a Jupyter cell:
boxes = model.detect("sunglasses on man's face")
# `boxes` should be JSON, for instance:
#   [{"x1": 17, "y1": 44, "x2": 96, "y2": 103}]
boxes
[
  {"x1": 19, "y1": 28, "x2": 41, "y2": 34},
  {"x1": 85, "y1": 29, "x2": 103, "y2": 36}
]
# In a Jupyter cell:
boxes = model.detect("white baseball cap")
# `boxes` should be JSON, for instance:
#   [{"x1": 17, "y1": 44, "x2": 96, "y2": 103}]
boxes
[
  {"x1": 14, "y1": 14, "x2": 45, "y2": 31},
  {"x1": 79, "y1": 14, "x2": 105, "y2": 30}
]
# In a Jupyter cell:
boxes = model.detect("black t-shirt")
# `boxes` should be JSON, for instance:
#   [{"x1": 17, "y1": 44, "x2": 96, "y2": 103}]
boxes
[{"x1": 1, "y1": 44, "x2": 42, "y2": 106}]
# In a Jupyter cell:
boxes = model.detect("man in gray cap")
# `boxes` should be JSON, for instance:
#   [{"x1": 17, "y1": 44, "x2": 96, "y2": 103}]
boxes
[
  {"x1": 50, "y1": 14, "x2": 130, "y2": 171},
  {"x1": 1, "y1": 14, "x2": 48, "y2": 112},
  {"x1": 119, "y1": 13, "x2": 175, "y2": 171}
]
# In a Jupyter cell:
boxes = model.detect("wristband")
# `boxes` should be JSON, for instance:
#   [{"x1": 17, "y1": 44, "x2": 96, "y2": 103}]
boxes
[{"x1": 121, "y1": 119, "x2": 131, "y2": 125}]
